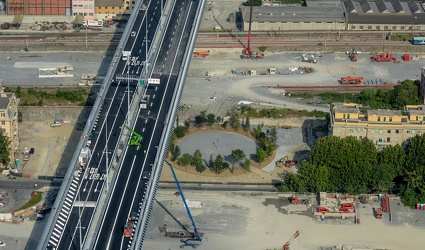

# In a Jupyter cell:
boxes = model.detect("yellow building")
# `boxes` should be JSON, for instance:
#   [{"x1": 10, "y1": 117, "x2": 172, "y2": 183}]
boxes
[
  {"x1": 331, "y1": 102, "x2": 425, "y2": 149},
  {"x1": 0, "y1": 85, "x2": 19, "y2": 166},
  {"x1": 95, "y1": 0, "x2": 136, "y2": 20}
]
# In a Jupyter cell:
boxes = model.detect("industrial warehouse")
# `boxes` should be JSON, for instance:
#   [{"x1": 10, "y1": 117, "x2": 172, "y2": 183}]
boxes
[{"x1": 242, "y1": 0, "x2": 425, "y2": 31}]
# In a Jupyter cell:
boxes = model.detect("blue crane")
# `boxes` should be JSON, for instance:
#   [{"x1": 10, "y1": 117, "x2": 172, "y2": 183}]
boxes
[{"x1": 167, "y1": 161, "x2": 202, "y2": 249}]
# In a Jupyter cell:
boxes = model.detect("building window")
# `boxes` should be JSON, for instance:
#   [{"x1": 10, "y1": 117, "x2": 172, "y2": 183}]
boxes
[
  {"x1": 347, "y1": 114, "x2": 350, "y2": 119},
  {"x1": 387, "y1": 137, "x2": 391, "y2": 142},
  {"x1": 379, "y1": 129, "x2": 383, "y2": 134},
  {"x1": 389, "y1": 117, "x2": 392, "y2": 122},
  {"x1": 407, "y1": 130, "x2": 410, "y2": 133},
  {"x1": 112, "y1": 7, "x2": 115, "y2": 9},
  {"x1": 350, "y1": 128, "x2": 354, "y2": 132},
  {"x1": 412, "y1": 130, "x2": 415, "y2": 134},
  {"x1": 351, "y1": 25, "x2": 356, "y2": 29},
  {"x1": 395, "y1": 137, "x2": 399, "y2": 142},
  {"x1": 378, "y1": 116, "x2": 381, "y2": 121},
  {"x1": 396, "y1": 130, "x2": 399, "y2": 134},
  {"x1": 384, "y1": 26, "x2": 388, "y2": 30},
  {"x1": 126, "y1": 1, "x2": 129, "y2": 3},
  {"x1": 416, "y1": 116, "x2": 419, "y2": 121},
  {"x1": 359, "y1": 136, "x2": 363, "y2": 140},
  {"x1": 368, "y1": 26, "x2": 372, "y2": 29},
  {"x1": 401, "y1": 26, "x2": 405, "y2": 30},
  {"x1": 376, "y1": 26, "x2": 381, "y2": 30},
  {"x1": 387, "y1": 130, "x2": 391, "y2": 133},
  {"x1": 338, "y1": 127, "x2": 341, "y2": 133},
  {"x1": 359, "y1": 25, "x2": 364, "y2": 30},
  {"x1": 1, "y1": 121, "x2": 4, "y2": 125},
  {"x1": 126, "y1": 6, "x2": 129, "y2": 10},
  {"x1": 1, "y1": 128, "x2": 5, "y2": 134},
  {"x1": 384, "y1": 117, "x2": 387, "y2": 122},
  {"x1": 371, "y1": 129, "x2": 375, "y2": 134},
  {"x1": 423, "y1": 116, "x2": 425, "y2": 121},
  {"x1": 392, "y1": 26, "x2": 396, "y2": 30},
  {"x1": 343, "y1": 114, "x2": 346, "y2": 119}
]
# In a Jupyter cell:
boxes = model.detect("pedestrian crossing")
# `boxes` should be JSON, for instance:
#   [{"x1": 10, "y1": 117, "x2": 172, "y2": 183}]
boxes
[{"x1": 47, "y1": 172, "x2": 81, "y2": 249}]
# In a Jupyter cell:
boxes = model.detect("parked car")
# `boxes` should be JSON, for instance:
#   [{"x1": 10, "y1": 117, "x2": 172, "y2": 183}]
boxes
[{"x1": 0, "y1": 241, "x2": 6, "y2": 247}]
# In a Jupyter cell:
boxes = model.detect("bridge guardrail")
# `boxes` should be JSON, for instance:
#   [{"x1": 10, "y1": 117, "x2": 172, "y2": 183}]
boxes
[
  {"x1": 37, "y1": 0, "x2": 144, "y2": 248},
  {"x1": 134, "y1": 0, "x2": 207, "y2": 248}
]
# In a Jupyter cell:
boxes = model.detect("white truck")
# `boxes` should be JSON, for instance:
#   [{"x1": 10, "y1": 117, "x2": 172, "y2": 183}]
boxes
[
  {"x1": 50, "y1": 120, "x2": 61, "y2": 127},
  {"x1": 122, "y1": 51, "x2": 131, "y2": 61}
]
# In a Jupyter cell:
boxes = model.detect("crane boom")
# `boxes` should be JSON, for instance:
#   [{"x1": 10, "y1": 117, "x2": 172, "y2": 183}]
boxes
[
  {"x1": 168, "y1": 162, "x2": 202, "y2": 242},
  {"x1": 283, "y1": 230, "x2": 300, "y2": 250},
  {"x1": 123, "y1": 125, "x2": 143, "y2": 146}
]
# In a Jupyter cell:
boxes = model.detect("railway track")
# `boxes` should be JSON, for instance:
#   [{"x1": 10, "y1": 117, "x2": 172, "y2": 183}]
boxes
[{"x1": 264, "y1": 83, "x2": 397, "y2": 94}]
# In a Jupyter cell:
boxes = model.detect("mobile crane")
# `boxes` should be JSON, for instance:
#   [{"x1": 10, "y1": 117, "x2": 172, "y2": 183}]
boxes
[
  {"x1": 124, "y1": 125, "x2": 143, "y2": 146},
  {"x1": 240, "y1": 0, "x2": 264, "y2": 60},
  {"x1": 283, "y1": 230, "x2": 300, "y2": 250},
  {"x1": 167, "y1": 161, "x2": 202, "y2": 249}
]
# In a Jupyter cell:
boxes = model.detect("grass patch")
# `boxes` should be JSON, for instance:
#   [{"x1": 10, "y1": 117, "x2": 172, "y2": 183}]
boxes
[
  {"x1": 17, "y1": 191, "x2": 43, "y2": 211},
  {"x1": 278, "y1": 0, "x2": 302, "y2": 4},
  {"x1": 239, "y1": 105, "x2": 328, "y2": 118}
]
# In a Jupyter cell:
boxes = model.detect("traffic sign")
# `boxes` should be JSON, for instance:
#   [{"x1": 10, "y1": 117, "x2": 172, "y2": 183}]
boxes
[{"x1": 148, "y1": 78, "x2": 160, "y2": 84}]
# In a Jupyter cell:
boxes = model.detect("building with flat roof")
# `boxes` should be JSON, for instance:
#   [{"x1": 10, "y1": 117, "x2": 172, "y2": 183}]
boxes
[
  {"x1": 242, "y1": 0, "x2": 346, "y2": 31},
  {"x1": 0, "y1": 84, "x2": 19, "y2": 166},
  {"x1": 95, "y1": 0, "x2": 135, "y2": 20},
  {"x1": 331, "y1": 102, "x2": 425, "y2": 149}
]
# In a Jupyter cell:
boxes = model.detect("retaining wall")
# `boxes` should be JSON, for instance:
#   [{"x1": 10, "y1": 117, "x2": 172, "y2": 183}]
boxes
[{"x1": 19, "y1": 106, "x2": 91, "y2": 122}]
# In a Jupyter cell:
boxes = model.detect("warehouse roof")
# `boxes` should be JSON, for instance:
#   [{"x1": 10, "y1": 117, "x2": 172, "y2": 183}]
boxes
[
  {"x1": 347, "y1": 12, "x2": 425, "y2": 24},
  {"x1": 242, "y1": 3, "x2": 345, "y2": 23},
  {"x1": 342, "y1": 0, "x2": 424, "y2": 14}
]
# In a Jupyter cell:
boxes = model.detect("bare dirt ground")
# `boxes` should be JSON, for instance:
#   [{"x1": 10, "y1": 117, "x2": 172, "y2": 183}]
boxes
[{"x1": 18, "y1": 122, "x2": 81, "y2": 178}]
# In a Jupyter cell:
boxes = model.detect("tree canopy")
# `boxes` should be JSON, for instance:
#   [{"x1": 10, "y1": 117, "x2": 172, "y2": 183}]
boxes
[
  {"x1": 280, "y1": 134, "x2": 425, "y2": 207},
  {"x1": 0, "y1": 131, "x2": 11, "y2": 166}
]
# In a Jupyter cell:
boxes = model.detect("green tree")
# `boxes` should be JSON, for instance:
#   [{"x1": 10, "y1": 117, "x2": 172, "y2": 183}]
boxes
[
  {"x1": 230, "y1": 149, "x2": 246, "y2": 166},
  {"x1": 212, "y1": 154, "x2": 224, "y2": 174},
  {"x1": 228, "y1": 114, "x2": 241, "y2": 129},
  {"x1": 243, "y1": 158, "x2": 251, "y2": 171},
  {"x1": 207, "y1": 113, "x2": 216, "y2": 125},
  {"x1": 245, "y1": 116, "x2": 251, "y2": 131},
  {"x1": 256, "y1": 148, "x2": 266, "y2": 163},
  {"x1": 191, "y1": 149, "x2": 205, "y2": 173},
  {"x1": 0, "y1": 131, "x2": 11, "y2": 166},
  {"x1": 179, "y1": 153, "x2": 192, "y2": 166},
  {"x1": 171, "y1": 145, "x2": 181, "y2": 162},
  {"x1": 208, "y1": 154, "x2": 214, "y2": 168},
  {"x1": 174, "y1": 126, "x2": 186, "y2": 138},
  {"x1": 242, "y1": 0, "x2": 262, "y2": 7}
]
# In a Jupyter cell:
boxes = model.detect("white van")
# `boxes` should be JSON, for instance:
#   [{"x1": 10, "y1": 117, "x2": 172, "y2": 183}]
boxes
[{"x1": 122, "y1": 51, "x2": 131, "y2": 61}]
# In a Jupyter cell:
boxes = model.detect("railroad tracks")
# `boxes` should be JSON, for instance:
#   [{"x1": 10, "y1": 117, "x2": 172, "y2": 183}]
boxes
[{"x1": 264, "y1": 83, "x2": 397, "y2": 94}]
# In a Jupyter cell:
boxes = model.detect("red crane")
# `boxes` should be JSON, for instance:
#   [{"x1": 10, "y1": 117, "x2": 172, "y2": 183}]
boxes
[
  {"x1": 240, "y1": 0, "x2": 264, "y2": 60},
  {"x1": 283, "y1": 230, "x2": 300, "y2": 250}
]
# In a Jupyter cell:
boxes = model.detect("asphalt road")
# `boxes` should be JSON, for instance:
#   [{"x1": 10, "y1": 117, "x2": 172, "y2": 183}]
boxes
[
  {"x1": 92, "y1": 0, "x2": 199, "y2": 249},
  {"x1": 45, "y1": 3, "x2": 155, "y2": 250}
]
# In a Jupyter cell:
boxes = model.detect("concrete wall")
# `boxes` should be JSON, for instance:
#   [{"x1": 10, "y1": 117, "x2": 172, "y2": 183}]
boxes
[{"x1": 19, "y1": 106, "x2": 91, "y2": 122}]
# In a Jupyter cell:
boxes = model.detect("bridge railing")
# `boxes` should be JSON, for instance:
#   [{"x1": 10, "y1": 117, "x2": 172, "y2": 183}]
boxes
[
  {"x1": 37, "y1": 1, "x2": 146, "y2": 249},
  {"x1": 134, "y1": 0, "x2": 207, "y2": 248}
]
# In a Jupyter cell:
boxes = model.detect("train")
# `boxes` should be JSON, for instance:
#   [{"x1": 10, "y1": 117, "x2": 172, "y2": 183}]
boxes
[{"x1": 412, "y1": 37, "x2": 425, "y2": 45}]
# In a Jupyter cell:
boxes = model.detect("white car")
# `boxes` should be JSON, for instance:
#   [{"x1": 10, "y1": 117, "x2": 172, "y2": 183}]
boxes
[
  {"x1": 0, "y1": 241, "x2": 6, "y2": 247},
  {"x1": 131, "y1": 31, "x2": 136, "y2": 37}
]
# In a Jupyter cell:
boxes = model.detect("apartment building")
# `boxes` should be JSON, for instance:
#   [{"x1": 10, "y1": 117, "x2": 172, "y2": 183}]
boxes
[
  {"x1": 0, "y1": 85, "x2": 19, "y2": 166},
  {"x1": 331, "y1": 102, "x2": 425, "y2": 149},
  {"x1": 94, "y1": 0, "x2": 135, "y2": 20}
]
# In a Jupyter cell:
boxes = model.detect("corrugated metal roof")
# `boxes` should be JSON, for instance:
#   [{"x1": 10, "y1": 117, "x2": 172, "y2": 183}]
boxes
[{"x1": 407, "y1": 0, "x2": 420, "y2": 13}]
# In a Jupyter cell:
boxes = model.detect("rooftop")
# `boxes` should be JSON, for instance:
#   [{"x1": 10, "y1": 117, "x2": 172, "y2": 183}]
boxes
[
  {"x1": 405, "y1": 104, "x2": 425, "y2": 114},
  {"x1": 347, "y1": 12, "x2": 425, "y2": 24},
  {"x1": 342, "y1": 0, "x2": 425, "y2": 14},
  {"x1": 333, "y1": 102, "x2": 361, "y2": 113},
  {"x1": 95, "y1": 0, "x2": 123, "y2": 7},
  {"x1": 242, "y1": 2, "x2": 345, "y2": 23},
  {"x1": 367, "y1": 109, "x2": 402, "y2": 116}
]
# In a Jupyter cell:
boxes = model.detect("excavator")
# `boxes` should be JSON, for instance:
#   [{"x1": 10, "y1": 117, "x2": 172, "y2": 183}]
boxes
[
  {"x1": 283, "y1": 230, "x2": 300, "y2": 250},
  {"x1": 124, "y1": 125, "x2": 143, "y2": 146}
]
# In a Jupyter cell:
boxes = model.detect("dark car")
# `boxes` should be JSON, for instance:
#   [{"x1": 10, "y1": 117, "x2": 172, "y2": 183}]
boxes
[
  {"x1": 142, "y1": 170, "x2": 151, "y2": 179},
  {"x1": 29, "y1": 148, "x2": 35, "y2": 154}
]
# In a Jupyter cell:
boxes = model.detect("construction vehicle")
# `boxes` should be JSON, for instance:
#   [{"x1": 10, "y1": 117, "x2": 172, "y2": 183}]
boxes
[
  {"x1": 123, "y1": 221, "x2": 134, "y2": 238},
  {"x1": 371, "y1": 52, "x2": 396, "y2": 62},
  {"x1": 240, "y1": 0, "x2": 265, "y2": 60},
  {"x1": 194, "y1": 51, "x2": 210, "y2": 57},
  {"x1": 317, "y1": 207, "x2": 330, "y2": 213},
  {"x1": 285, "y1": 159, "x2": 297, "y2": 168},
  {"x1": 275, "y1": 156, "x2": 288, "y2": 168},
  {"x1": 165, "y1": 231, "x2": 204, "y2": 239},
  {"x1": 340, "y1": 76, "x2": 364, "y2": 84},
  {"x1": 301, "y1": 53, "x2": 317, "y2": 63},
  {"x1": 124, "y1": 125, "x2": 143, "y2": 146},
  {"x1": 375, "y1": 208, "x2": 383, "y2": 219},
  {"x1": 348, "y1": 49, "x2": 358, "y2": 62},
  {"x1": 290, "y1": 194, "x2": 302, "y2": 204},
  {"x1": 283, "y1": 230, "x2": 300, "y2": 250},
  {"x1": 167, "y1": 162, "x2": 202, "y2": 248}
]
